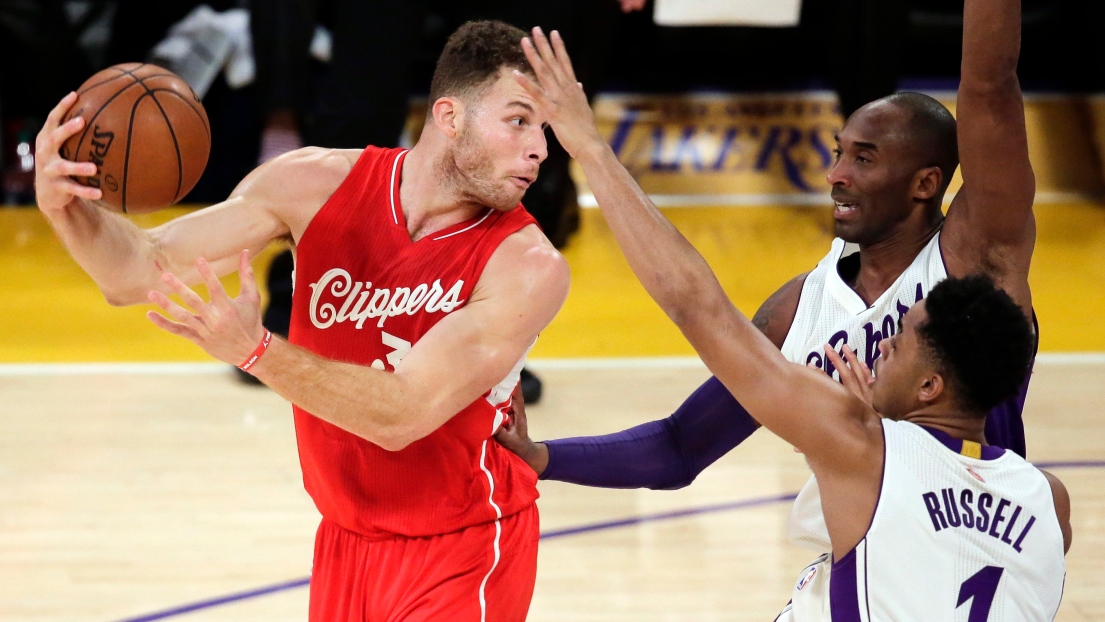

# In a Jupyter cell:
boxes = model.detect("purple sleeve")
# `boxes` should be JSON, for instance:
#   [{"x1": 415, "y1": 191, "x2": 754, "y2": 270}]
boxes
[{"x1": 540, "y1": 376, "x2": 761, "y2": 490}]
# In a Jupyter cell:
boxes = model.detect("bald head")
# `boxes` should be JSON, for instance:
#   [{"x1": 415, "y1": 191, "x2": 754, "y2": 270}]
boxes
[{"x1": 879, "y1": 92, "x2": 959, "y2": 195}]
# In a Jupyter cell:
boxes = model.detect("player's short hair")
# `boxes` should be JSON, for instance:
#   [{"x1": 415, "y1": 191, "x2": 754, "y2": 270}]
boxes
[
  {"x1": 917, "y1": 275, "x2": 1034, "y2": 414},
  {"x1": 428, "y1": 20, "x2": 531, "y2": 104},
  {"x1": 884, "y1": 92, "x2": 959, "y2": 194}
]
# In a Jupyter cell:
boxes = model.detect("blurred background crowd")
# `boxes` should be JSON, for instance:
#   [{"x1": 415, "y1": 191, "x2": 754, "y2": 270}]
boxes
[
  {"x1": 4, "y1": 0, "x2": 1105, "y2": 210},
  {"x1": 3, "y1": 0, "x2": 1105, "y2": 397}
]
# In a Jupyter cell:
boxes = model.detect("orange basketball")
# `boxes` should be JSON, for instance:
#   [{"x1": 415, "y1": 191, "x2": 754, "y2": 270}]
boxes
[{"x1": 60, "y1": 63, "x2": 211, "y2": 214}]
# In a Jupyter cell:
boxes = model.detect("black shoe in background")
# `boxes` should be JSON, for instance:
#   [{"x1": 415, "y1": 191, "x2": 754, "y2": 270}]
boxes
[{"x1": 519, "y1": 367, "x2": 543, "y2": 405}]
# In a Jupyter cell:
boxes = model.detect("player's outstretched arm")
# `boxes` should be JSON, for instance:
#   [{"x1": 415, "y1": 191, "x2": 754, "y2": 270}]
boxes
[
  {"x1": 494, "y1": 276, "x2": 805, "y2": 487},
  {"x1": 515, "y1": 27, "x2": 880, "y2": 471},
  {"x1": 34, "y1": 93, "x2": 324, "y2": 305},
  {"x1": 149, "y1": 224, "x2": 569, "y2": 451},
  {"x1": 942, "y1": 0, "x2": 1035, "y2": 311}
]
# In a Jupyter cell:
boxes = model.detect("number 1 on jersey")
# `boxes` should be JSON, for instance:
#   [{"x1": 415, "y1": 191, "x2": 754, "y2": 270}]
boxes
[{"x1": 957, "y1": 566, "x2": 1004, "y2": 621}]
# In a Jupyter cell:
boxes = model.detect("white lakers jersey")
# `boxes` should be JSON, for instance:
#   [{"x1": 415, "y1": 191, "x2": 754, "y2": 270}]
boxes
[
  {"x1": 780, "y1": 233, "x2": 946, "y2": 373},
  {"x1": 777, "y1": 419, "x2": 1066, "y2": 622}
]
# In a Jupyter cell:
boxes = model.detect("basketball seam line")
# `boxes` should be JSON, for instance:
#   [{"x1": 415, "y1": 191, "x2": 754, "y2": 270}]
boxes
[
  {"x1": 122, "y1": 62, "x2": 209, "y2": 138},
  {"x1": 122, "y1": 91, "x2": 142, "y2": 214},
  {"x1": 128, "y1": 76, "x2": 185, "y2": 206},
  {"x1": 70, "y1": 76, "x2": 142, "y2": 179},
  {"x1": 145, "y1": 92, "x2": 185, "y2": 203},
  {"x1": 149, "y1": 89, "x2": 210, "y2": 140}
]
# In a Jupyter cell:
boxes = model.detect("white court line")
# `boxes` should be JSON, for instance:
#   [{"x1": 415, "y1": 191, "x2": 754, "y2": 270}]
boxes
[
  {"x1": 1, "y1": 353, "x2": 1103, "y2": 376},
  {"x1": 578, "y1": 191, "x2": 1102, "y2": 209},
  {"x1": 0, "y1": 362, "x2": 229, "y2": 376}
]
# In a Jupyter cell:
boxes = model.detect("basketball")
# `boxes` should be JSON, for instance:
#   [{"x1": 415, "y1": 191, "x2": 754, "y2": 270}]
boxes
[{"x1": 59, "y1": 63, "x2": 211, "y2": 214}]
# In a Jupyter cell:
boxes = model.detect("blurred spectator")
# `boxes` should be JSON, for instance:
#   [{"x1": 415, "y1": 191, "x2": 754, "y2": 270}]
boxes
[{"x1": 1, "y1": 0, "x2": 92, "y2": 204}]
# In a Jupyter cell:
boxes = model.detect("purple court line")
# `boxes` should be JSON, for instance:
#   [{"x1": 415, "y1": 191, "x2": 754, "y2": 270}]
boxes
[
  {"x1": 116, "y1": 577, "x2": 311, "y2": 622},
  {"x1": 113, "y1": 492, "x2": 797, "y2": 622},
  {"x1": 1035, "y1": 460, "x2": 1105, "y2": 469},
  {"x1": 113, "y1": 460, "x2": 1105, "y2": 622}
]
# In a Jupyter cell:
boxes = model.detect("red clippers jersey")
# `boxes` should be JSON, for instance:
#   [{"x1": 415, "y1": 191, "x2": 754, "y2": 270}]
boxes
[{"x1": 289, "y1": 147, "x2": 540, "y2": 538}]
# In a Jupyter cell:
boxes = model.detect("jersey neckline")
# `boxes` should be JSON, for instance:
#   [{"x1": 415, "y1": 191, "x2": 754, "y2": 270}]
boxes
[
  {"x1": 918, "y1": 424, "x2": 1006, "y2": 461},
  {"x1": 828, "y1": 232, "x2": 942, "y2": 314},
  {"x1": 388, "y1": 149, "x2": 497, "y2": 244}
]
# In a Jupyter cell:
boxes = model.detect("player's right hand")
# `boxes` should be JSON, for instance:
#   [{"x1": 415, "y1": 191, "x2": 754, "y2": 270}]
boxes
[
  {"x1": 824, "y1": 344, "x2": 875, "y2": 407},
  {"x1": 34, "y1": 92, "x2": 103, "y2": 214}
]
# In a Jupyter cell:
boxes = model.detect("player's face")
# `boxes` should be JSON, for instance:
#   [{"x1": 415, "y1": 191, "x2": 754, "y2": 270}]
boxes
[
  {"x1": 451, "y1": 71, "x2": 548, "y2": 211},
  {"x1": 827, "y1": 102, "x2": 921, "y2": 246},
  {"x1": 871, "y1": 300, "x2": 932, "y2": 420}
]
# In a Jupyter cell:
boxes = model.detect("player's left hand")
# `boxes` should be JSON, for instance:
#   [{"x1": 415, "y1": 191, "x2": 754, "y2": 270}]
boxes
[
  {"x1": 513, "y1": 27, "x2": 605, "y2": 159},
  {"x1": 494, "y1": 383, "x2": 550, "y2": 475},
  {"x1": 824, "y1": 344, "x2": 875, "y2": 406},
  {"x1": 146, "y1": 250, "x2": 267, "y2": 366}
]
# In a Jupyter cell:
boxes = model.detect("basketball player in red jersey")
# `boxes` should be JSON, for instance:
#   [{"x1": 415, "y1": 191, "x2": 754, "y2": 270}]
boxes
[{"x1": 34, "y1": 21, "x2": 568, "y2": 621}]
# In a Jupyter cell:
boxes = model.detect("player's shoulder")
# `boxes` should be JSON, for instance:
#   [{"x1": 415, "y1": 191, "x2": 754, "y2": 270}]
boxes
[
  {"x1": 485, "y1": 224, "x2": 569, "y2": 292},
  {"x1": 753, "y1": 271, "x2": 809, "y2": 348},
  {"x1": 262, "y1": 146, "x2": 360, "y2": 182}
]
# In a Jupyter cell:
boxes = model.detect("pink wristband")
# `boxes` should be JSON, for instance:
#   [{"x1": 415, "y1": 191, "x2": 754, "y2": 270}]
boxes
[{"x1": 238, "y1": 330, "x2": 273, "y2": 372}]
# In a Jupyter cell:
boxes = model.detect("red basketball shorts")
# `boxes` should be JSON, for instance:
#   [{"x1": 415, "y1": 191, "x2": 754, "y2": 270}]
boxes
[{"x1": 308, "y1": 504, "x2": 539, "y2": 621}]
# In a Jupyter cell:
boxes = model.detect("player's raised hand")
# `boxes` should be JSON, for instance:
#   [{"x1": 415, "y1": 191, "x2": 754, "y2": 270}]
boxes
[
  {"x1": 513, "y1": 27, "x2": 604, "y2": 159},
  {"x1": 494, "y1": 383, "x2": 550, "y2": 475},
  {"x1": 146, "y1": 250, "x2": 268, "y2": 367},
  {"x1": 824, "y1": 344, "x2": 875, "y2": 406},
  {"x1": 33, "y1": 92, "x2": 103, "y2": 213}
]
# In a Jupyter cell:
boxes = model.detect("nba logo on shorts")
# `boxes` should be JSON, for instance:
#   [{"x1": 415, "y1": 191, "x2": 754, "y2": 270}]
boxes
[{"x1": 796, "y1": 567, "x2": 818, "y2": 591}]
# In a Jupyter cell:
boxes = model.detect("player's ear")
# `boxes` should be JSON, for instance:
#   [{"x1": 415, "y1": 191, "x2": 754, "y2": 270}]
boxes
[
  {"x1": 918, "y1": 371, "x2": 945, "y2": 404},
  {"x1": 431, "y1": 97, "x2": 461, "y2": 139},
  {"x1": 913, "y1": 166, "x2": 943, "y2": 202}
]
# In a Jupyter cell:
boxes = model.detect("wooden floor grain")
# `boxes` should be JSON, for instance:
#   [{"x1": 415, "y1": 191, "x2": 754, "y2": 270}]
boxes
[{"x1": 1, "y1": 361, "x2": 1100, "y2": 621}]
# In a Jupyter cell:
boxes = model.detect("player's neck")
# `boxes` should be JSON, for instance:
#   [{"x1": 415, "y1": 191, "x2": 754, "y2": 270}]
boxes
[
  {"x1": 399, "y1": 144, "x2": 488, "y2": 241},
  {"x1": 851, "y1": 219, "x2": 942, "y2": 304},
  {"x1": 900, "y1": 408, "x2": 988, "y2": 445}
]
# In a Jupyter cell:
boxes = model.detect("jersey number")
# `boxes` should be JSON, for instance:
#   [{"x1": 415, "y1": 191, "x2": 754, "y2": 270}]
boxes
[
  {"x1": 370, "y1": 331, "x2": 412, "y2": 371},
  {"x1": 957, "y1": 565, "x2": 1004, "y2": 622}
]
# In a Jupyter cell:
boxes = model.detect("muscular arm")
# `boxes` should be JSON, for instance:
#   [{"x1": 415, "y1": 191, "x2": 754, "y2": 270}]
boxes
[
  {"x1": 250, "y1": 226, "x2": 570, "y2": 451},
  {"x1": 514, "y1": 28, "x2": 883, "y2": 554},
  {"x1": 38, "y1": 146, "x2": 344, "y2": 305},
  {"x1": 536, "y1": 274, "x2": 806, "y2": 488},
  {"x1": 941, "y1": 0, "x2": 1035, "y2": 312}
]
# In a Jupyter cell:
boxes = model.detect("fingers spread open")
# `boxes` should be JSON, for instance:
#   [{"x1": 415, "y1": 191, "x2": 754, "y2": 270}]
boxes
[
  {"x1": 196, "y1": 258, "x2": 230, "y2": 306},
  {"x1": 530, "y1": 28, "x2": 568, "y2": 86},
  {"x1": 161, "y1": 271, "x2": 208, "y2": 313},
  {"x1": 59, "y1": 180, "x2": 102, "y2": 201},
  {"x1": 44, "y1": 92, "x2": 77, "y2": 131},
  {"x1": 149, "y1": 290, "x2": 206, "y2": 332},
  {"x1": 146, "y1": 309, "x2": 202, "y2": 342},
  {"x1": 512, "y1": 69, "x2": 545, "y2": 104},
  {"x1": 521, "y1": 37, "x2": 557, "y2": 91},
  {"x1": 50, "y1": 159, "x2": 97, "y2": 178},
  {"x1": 237, "y1": 250, "x2": 259, "y2": 303},
  {"x1": 842, "y1": 345, "x2": 872, "y2": 379},
  {"x1": 549, "y1": 31, "x2": 578, "y2": 83}
]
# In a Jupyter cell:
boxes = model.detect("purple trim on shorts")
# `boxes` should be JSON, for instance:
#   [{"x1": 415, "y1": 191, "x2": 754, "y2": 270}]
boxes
[
  {"x1": 921, "y1": 425, "x2": 1005, "y2": 460},
  {"x1": 829, "y1": 547, "x2": 863, "y2": 622}
]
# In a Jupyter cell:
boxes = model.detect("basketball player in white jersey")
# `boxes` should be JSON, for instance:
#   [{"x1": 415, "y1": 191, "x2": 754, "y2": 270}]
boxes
[
  {"x1": 496, "y1": 0, "x2": 1037, "y2": 491},
  {"x1": 511, "y1": 26, "x2": 1071, "y2": 619}
]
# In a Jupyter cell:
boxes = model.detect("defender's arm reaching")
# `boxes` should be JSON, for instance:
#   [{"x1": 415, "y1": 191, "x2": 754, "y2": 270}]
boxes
[{"x1": 941, "y1": 0, "x2": 1036, "y2": 314}]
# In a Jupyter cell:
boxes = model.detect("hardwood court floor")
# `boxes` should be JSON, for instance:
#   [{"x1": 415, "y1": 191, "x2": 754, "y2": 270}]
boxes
[{"x1": 1, "y1": 361, "x2": 1101, "y2": 621}]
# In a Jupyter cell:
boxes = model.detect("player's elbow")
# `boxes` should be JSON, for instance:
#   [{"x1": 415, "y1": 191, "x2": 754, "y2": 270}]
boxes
[
  {"x1": 366, "y1": 419, "x2": 423, "y2": 452},
  {"x1": 102, "y1": 286, "x2": 149, "y2": 307},
  {"x1": 365, "y1": 403, "x2": 444, "y2": 452}
]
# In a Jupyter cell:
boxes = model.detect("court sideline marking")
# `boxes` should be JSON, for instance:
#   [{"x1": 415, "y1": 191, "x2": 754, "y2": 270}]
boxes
[
  {"x1": 114, "y1": 461, "x2": 1103, "y2": 622},
  {"x1": 3, "y1": 352, "x2": 1105, "y2": 376}
]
